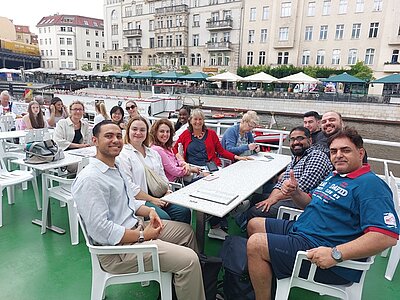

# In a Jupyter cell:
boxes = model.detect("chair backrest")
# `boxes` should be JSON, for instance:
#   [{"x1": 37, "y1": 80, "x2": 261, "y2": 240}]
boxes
[
  {"x1": 0, "y1": 115, "x2": 14, "y2": 132},
  {"x1": 20, "y1": 128, "x2": 51, "y2": 144},
  {"x1": 389, "y1": 171, "x2": 400, "y2": 215},
  {"x1": 0, "y1": 140, "x2": 8, "y2": 171}
]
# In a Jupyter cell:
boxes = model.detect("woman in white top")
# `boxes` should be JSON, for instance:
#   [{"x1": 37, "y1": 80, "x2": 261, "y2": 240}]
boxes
[
  {"x1": 94, "y1": 100, "x2": 109, "y2": 125},
  {"x1": 19, "y1": 100, "x2": 48, "y2": 130},
  {"x1": 53, "y1": 101, "x2": 91, "y2": 150},
  {"x1": 117, "y1": 116, "x2": 191, "y2": 224}
]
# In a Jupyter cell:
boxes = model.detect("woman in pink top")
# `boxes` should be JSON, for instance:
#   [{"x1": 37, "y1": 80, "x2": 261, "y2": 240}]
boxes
[
  {"x1": 150, "y1": 118, "x2": 200, "y2": 182},
  {"x1": 19, "y1": 100, "x2": 48, "y2": 130}
]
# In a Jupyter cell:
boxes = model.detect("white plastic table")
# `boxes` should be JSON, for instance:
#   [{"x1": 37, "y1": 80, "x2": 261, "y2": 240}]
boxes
[{"x1": 162, "y1": 152, "x2": 291, "y2": 252}]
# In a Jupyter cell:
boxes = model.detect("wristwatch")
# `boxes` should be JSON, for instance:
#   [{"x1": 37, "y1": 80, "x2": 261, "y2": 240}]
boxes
[
  {"x1": 138, "y1": 230, "x2": 145, "y2": 243},
  {"x1": 331, "y1": 247, "x2": 343, "y2": 263}
]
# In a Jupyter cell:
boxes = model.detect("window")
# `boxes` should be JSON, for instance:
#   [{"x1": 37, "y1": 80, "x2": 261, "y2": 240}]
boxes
[
  {"x1": 166, "y1": 35, "x2": 172, "y2": 47},
  {"x1": 338, "y1": 0, "x2": 348, "y2": 14},
  {"x1": 355, "y1": 0, "x2": 364, "y2": 12},
  {"x1": 86, "y1": 29, "x2": 89, "y2": 35},
  {"x1": 277, "y1": 52, "x2": 289, "y2": 64},
  {"x1": 319, "y1": 25, "x2": 328, "y2": 40},
  {"x1": 45, "y1": 50, "x2": 48, "y2": 56},
  {"x1": 332, "y1": 49, "x2": 341, "y2": 64},
  {"x1": 259, "y1": 51, "x2": 266, "y2": 65},
  {"x1": 95, "y1": 41, "x2": 100, "y2": 47},
  {"x1": 316, "y1": 50, "x2": 325, "y2": 65},
  {"x1": 112, "y1": 41, "x2": 119, "y2": 50},
  {"x1": 391, "y1": 50, "x2": 399, "y2": 63},
  {"x1": 67, "y1": 27, "x2": 72, "y2": 32},
  {"x1": 352, "y1": 23, "x2": 361, "y2": 39},
  {"x1": 281, "y1": 2, "x2": 291, "y2": 17},
  {"x1": 223, "y1": 32, "x2": 230, "y2": 42},
  {"x1": 136, "y1": 4, "x2": 143, "y2": 15},
  {"x1": 68, "y1": 62, "x2": 73, "y2": 69},
  {"x1": 193, "y1": 0, "x2": 199, "y2": 7},
  {"x1": 260, "y1": 29, "x2": 268, "y2": 43},
  {"x1": 279, "y1": 27, "x2": 289, "y2": 41},
  {"x1": 157, "y1": 36, "x2": 163, "y2": 48},
  {"x1": 125, "y1": 6, "x2": 132, "y2": 17},
  {"x1": 193, "y1": 34, "x2": 199, "y2": 46},
  {"x1": 87, "y1": 51, "x2": 91, "y2": 58},
  {"x1": 61, "y1": 26, "x2": 66, "y2": 32},
  {"x1": 262, "y1": 6, "x2": 269, "y2": 20},
  {"x1": 305, "y1": 26, "x2": 313, "y2": 41},
  {"x1": 111, "y1": 10, "x2": 117, "y2": 20},
  {"x1": 248, "y1": 30, "x2": 255, "y2": 43},
  {"x1": 364, "y1": 48, "x2": 375, "y2": 65},
  {"x1": 96, "y1": 52, "x2": 100, "y2": 59},
  {"x1": 223, "y1": 10, "x2": 231, "y2": 20},
  {"x1": 335, "y1": 24, "x2": 344, "y2": 39},
  {"x1": 348, "y1": 49, "x2": 357, "y2": 64},
  {"x1": 149, "y1": 20, "x2": 154, "y2": 31},
  {"x1": 111, "y1": 24, "x2": 118, "y2": 35},
  {"x1": 149, "y1": 3, "x2": 155, "y2": 13},
  {"x1": 373, "y1": 0, "x2": 383, "y2": 11},
  {"x1": 88, "y1": 62, "x2": 92, "y2": 69},
  {"x1": 149, "y1": 37, "x2": 155, "y2": 48},
  {"x1": 322, "y1": 0, "x2": 331, "y2": 15},
  {"x1": 211, "y1": 33, "x2": 218, "y2": 43},
  {"x1": 176, "y1": 34, "x2": 182, "y2": 47},
  {"x1": 86, "y1": 40, "x2": 90, "y2": 47},
  {"x1": 96, "y1": 63, "x2": 100, "y2": 70},
  {"x1": 193, "y1": 14, "x2": 200, "y2": 27},
  {"x1": 95, "y1": 31, "x2": 99, "y2": 37},
  {"x1": 67, "y1": 50, "x2": 72, "y2": 56},
  {"x1": 197, "y1": 54, "x2": 202, "y2": 65},
  {"x1": 61, "y1": 61, "x2": 66, "y2": 68},
  {"x1": 302, "y1": 50, "x2": 310, "y2": 65},
  {"x1": 59, "y1": 37, "x2": 65, "y2": 45},
  {"x1": 211, "y1": 12, "x2": 219, "y2": 22},
  {"x1": 369, "y1": 22, "x2": 379, "y2": 38},
  {"x1": 250, "y1": 8, "x2": 256, "y2": 21},
  {"x1": 67, "y1": 38, "x2": 72, "y2": 45},
  {"x1": 60, "y1": 49, "x2": 66, "y2": 56},
  {"x1": 307, "y1": 2, "x2": 316, "y2": 16},
  {"x1": 247, "y1": 51, "x2": 254, "y2": 65}
]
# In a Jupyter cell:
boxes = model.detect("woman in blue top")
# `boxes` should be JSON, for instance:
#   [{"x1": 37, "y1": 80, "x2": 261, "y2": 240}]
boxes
[{"x1": 221, "y1": 110, "x2": 260, "y2": 156}]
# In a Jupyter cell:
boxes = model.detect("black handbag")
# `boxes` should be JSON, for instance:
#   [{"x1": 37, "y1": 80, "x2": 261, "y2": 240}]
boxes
[{"x1": 24, "y1": 140, "x2": 65, "y2": 164}]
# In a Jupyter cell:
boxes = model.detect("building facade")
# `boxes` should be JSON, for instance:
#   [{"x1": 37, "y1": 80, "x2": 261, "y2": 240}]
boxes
[
  {"x1": 36, "y1": 14, "x2": 106, "y2": 70},
  {"x1": 103, "y1": 0, "x2": 400, "y2": 77}
]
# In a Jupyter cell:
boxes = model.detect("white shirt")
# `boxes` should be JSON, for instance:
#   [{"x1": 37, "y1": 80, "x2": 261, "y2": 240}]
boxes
[{"x1": 53, "y1": 117, "x2": 91, "y2": 150}]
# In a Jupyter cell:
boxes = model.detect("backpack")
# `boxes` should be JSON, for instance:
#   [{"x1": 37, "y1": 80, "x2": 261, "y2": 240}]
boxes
[
  {"x1": 220, "y1": 236, "x2": 255, "y2": 300},
  {"x1": 199, "y1": 254, "x2": 223, "y2": 300}
]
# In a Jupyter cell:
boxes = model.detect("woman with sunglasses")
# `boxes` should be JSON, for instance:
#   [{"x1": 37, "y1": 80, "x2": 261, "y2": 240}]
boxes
[
  {"x1": 118, "y1": 116, "x2": 191, "y2": 224},
  {"x1": 125, "y1": 100, "x2": 139, "y2": 119},
  {"x1": 221, "y1": 110, "x2": 260, "y2": 156},
  {"x1": 53, "y1": 101, "x2": 91, "y2": 150}
]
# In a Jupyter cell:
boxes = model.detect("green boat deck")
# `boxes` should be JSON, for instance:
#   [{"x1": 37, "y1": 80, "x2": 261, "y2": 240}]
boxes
[{"x1": 1, "y1": 184, "x2": 399, "y2": 299}]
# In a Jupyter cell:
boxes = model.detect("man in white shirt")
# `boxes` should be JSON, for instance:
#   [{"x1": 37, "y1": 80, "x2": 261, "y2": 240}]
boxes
[
  {"x1": 72, "y1": 120, "x2": 205, "y2": 300},
  {"x1": 0, "y1": 90, "x2": 17, "y2": 118}
]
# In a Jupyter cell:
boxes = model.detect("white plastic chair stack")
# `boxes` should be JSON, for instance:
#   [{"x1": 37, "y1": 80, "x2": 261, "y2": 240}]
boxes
[
  {"x1": 0, "y1": 140, "x2": 40, "y2": 227},
  {"x1": 384, "y1": 171, "x2": 400, "y2": 281},
  {"x1": 78, "y1": 215, "x2": 173, "y2": 300},
  {"x1": 41, "y1": 157, "x2": 89, "y2": 245},
  {"x1": 275, "y1": 206, "x2": 374, "y2": 300}
]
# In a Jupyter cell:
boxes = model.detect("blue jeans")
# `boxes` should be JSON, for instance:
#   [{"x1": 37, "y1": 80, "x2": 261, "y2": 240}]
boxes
[{"x1": 146, "y1": 202, "x2": 192, "y2": 224}]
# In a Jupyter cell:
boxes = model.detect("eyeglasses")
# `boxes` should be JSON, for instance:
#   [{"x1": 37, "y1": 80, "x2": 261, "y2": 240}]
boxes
[
  {"x1": 126, "y1": 106, "x2": 136, "y2": 110},
  {"x1": 248, "y1": 122, "x2": 257, "y2": 128},
  {"x1": 71, "y1": 108, "x2": 83, "y2": 112},
  {"x1": 289, "y1": 136, "x2": 307, "y2": 143}
]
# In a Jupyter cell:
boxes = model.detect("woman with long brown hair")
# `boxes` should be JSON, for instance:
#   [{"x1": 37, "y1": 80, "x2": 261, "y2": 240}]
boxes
[{"x1": 20, "y1": 100, "x2": 48, "y2": 129}]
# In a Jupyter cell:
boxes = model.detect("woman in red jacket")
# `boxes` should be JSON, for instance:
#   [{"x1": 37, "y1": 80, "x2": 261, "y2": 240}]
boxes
[{"x1": 173, "y1": 109, "x2": 249, "y2": 240}]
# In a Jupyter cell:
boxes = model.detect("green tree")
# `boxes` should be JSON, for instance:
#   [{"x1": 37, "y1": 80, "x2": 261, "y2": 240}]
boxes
[
  {"x1": 81, "y1": 64, "x2": 92, "y2": 71},
  {"x1": 180, "y1": 65, "x2": 191, "y2": 74},
  {"x1": 102, "y1": 64, "x2": 114, "y2": 72},
  {"x1": 349, "y1": 61, "x2": 374, "y2": 82},
  {"x1": 121, "y1": 63, "x2": 133, "y2": 71}
]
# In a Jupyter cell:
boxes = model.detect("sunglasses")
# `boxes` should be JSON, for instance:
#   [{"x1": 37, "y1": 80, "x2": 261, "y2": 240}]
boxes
[{"x1": 126, "y1": 106, "x2": 136, "y2": 110}]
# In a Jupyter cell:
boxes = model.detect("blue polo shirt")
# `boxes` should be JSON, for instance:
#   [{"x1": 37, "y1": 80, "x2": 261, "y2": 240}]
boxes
[{"x1": 290, "y1": 164, "x2": 399, "y2": 282}]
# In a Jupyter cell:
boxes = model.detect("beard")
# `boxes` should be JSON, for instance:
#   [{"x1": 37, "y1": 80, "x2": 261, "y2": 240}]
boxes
[{"x1": 290, "y1": 145, "x2": 308, "y2": 156}]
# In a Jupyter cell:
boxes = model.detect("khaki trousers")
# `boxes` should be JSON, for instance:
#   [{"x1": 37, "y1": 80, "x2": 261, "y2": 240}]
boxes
[{"x1": 99, "y1": 220, "x2": 205, "y2": 300}]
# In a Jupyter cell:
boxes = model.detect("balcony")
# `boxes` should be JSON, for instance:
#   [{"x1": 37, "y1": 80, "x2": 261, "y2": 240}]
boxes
[
  {"x1": 206, "y1": 41, "x2": 232, "y2": 51},
  {"x1": 155, "y1": 45, "x2": 187, "y2": 54},
  {"x1": 383, "y1": 62, "x2": 400, "y2": 73},
  {"x1": 123, "y1": 29, "x2": 142, "y2": 37},
  {"x1": 155, "y1": 4, "x2": 188, "y2": 16},
  {"x1": 123, "y1": 46, "x2": 142, "y2": 54},
  {"x1": 206, "y1": 18, "x2": 233, "y2": 31}
]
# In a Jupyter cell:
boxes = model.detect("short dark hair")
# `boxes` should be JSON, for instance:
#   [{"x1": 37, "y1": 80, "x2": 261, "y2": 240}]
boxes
[
  {"x1": 180, "y1": 105, "x2": 191, "y2": 115},
  {"x1": 110, "y1": 106, "x2": 125, "y2": 125},
  {"x1": 289, "y1": 126, "x2": 311, "y2": 138},
  {"x1": 327, "y1": 127, "x2": 363, "y2": 148},
  {"x1": 92, "y1": 120, "x2": 115, "y2": 137},
  {"x1": 303, "y1": 111, "x2": 321, "y2": 120}
]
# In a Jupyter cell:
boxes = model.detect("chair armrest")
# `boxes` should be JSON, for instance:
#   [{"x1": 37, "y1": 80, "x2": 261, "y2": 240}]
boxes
[
  {"x1": 277, "y1": 206, "x2": 303, "y2": 221},
  {"x1": 42, "y1": 173, "x2": 75, "y2": 185},
  {"x1": 169, "y1": 181, "x2": 183, "y2": 192},
  {"x1": 89, "y1": 243, "x2": 159, "y2": 255}
]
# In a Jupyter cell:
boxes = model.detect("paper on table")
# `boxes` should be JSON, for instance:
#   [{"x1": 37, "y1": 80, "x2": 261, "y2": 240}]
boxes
[{"x1": 190, "y1": 189, "x2": 238, "y2": 205}]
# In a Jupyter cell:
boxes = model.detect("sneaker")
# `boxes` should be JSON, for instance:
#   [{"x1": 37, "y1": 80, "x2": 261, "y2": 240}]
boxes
[
  {"x1": 230, "y1": 200, "x2": 251, "y2": 217},
  {"x1": 208, "y1": 228, "x2": 229, "y2": 240}
]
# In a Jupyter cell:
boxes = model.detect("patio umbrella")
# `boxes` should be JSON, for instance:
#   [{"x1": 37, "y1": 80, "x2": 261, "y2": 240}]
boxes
[
  {"x1": 154, "y1": 71, "x2": 184, "y2": 80},
  {"x1": 239, "y1": 72, "x2": 277, "y2": 83},
  {"x1": 180, "y1": 72, "x2": 209, "y2": 81},
  {"x1": 112, "y1": 70, "x2": 137, "y2": 78},
  {"x1": 207, "y1": 71, "x2": 243, "y2": 82},
  {"x1": 132, "y1": 70, "x2": 160, "y2": 79},
  {"x1": 372, "y1": 73, "x2": 400, "y2": 84},
  {"x1": 278, "y1": 72, "x2": 319, "y2": 84},
  {"x1": 321, "y1": 72, "x2": 365, "y2": 83}
]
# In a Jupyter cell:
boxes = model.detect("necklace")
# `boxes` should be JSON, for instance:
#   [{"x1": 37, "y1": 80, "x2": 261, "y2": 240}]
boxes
[{"x1": 192, "y1": 131, "x2": 205, "y2": 139}]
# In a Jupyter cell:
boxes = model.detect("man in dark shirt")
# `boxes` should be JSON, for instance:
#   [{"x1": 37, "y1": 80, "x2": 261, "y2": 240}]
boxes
[{"x1": 303, "y1": 111, "x2": 327, "y2": 147}]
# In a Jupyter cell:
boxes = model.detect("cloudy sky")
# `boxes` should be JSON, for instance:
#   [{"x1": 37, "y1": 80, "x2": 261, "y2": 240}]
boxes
[{"x1": 3, "y1": 0, "x2": 104, "y2": 34}]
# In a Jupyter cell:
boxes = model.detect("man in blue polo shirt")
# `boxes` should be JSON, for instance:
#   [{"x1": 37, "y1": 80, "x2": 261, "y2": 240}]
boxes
[{"x1": 247, "y1": 127, "x2": 399, "y2": 300}]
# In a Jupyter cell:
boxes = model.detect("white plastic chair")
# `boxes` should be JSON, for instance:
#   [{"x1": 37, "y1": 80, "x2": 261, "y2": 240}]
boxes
[
  {"x1": 41, "y1": 157, "x2": 89, "y2": 245},
  {"x1": 0, "y1": 142, "x2": 40, "y2": 227},
  {"x1": 0, "y1": 115, "x2": 14, "y2": 132},
  {"x1": 78, "y1": 214, "x2": 173, "y2": 300},
  {"x1": 384, "y1": 171, "x2": 400, "y2": 281},
  {"x1": 275, "y1": 206, "x2": 374, "y2": 300}
]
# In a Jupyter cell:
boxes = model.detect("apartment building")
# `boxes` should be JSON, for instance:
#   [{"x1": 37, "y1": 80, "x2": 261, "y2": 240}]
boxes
[
  {"x1": 36, "y1": 14, "x2": 106, "y2": 70},
  {"x1": 104, "y1": 0, "x2": 400, "y2": 77}
]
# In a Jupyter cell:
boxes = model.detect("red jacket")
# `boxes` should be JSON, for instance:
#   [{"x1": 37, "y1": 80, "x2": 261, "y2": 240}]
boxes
[{"x1": 173, "y1": 129, "x2": 235, "y2": 166}]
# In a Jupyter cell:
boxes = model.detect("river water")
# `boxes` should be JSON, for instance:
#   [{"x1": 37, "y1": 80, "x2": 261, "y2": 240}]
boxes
[{"x1": 257, "y1": 114, "x2": 400, "y2": 176}]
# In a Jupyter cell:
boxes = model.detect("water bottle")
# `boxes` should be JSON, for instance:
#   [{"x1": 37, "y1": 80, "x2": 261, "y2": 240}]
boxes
[{"x1": 178, "y1": 143, "x2": 184, "y2": 157}]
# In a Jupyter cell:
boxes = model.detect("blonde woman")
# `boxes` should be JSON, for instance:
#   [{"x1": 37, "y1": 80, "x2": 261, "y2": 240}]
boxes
[
  {"x1": 221, "y1": 110, "x2": 260, "y2": 156},
  {"x1": 94, "y1": 100, "x2": 109, "y2": 125}
]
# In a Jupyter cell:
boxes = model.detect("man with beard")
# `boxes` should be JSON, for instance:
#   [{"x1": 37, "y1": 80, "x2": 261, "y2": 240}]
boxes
[
  {"x1": 246, "y1": 126, "x2": 332, "y2": 219},
  {"x1": 321, "y1": 111, "x2": 344, "y2": 138}
]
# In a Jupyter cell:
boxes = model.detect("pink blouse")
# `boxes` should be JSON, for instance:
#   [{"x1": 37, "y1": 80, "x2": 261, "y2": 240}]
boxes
[{"x1": 151, "y1": 145, "x2": 187, "y2": 182}]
